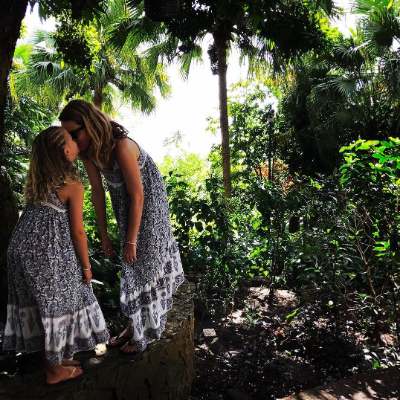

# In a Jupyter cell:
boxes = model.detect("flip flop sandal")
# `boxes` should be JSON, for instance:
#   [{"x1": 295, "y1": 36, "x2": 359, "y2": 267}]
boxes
[
  {"x1": 108, "y1": 332, "x2": 131, "y2": 348},
  {"x1": 120, "y1": 340, "x2": 140, "y2": 354}
]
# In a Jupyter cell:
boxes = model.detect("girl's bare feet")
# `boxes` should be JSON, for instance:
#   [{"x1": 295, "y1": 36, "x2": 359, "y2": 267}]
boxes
[
  {"x1": 108, "y1": 325, "x2": 132, "y2": 347},
  {"x1": 46, "y1": 365, "x2": 83, "y2": 385}
]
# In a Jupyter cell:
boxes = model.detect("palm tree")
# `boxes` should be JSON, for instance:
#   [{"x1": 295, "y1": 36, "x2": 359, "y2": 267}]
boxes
[
  {"x1": 16, "y1": 1, "x2": 170, "y2": 114},
  {"x1": 0, "y1": 0, "x2": 104, "y2": 147},
  {"x1": 14, "y1": 30, "x2": 81, "y2": 110},
  {"x1": 110, "y1": 0, "x2": 335, "y2": 197}
]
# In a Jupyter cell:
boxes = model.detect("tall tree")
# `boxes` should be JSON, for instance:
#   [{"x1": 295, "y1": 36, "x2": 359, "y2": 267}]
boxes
[{"x1": 111, "y1": 0, "x2": 334, "y2": 196}]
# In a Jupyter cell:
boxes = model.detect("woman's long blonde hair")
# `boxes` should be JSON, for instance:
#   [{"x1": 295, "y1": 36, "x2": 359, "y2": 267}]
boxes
[
  {"x1": 59, "y1": 100, "x2": 128, "y2": 168},
  {"x1": 25, "y1": 126, "x2": 78, "y2": 204}
]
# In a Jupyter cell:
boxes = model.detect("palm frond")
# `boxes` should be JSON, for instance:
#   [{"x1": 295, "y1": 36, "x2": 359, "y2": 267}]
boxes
[
  {"x1": 352, "y1": 0, "x2": 391, "y2": 15},
  {"x1": 314, "y1": 75, "x2": 359, "y2": 99},
  {"x1": 353, "y1": 0, "x2": 400, "y2": 49},
  {"x1": 121, "y1": 80, "x2": 156, "y2": 113},
  {"x1": 179, "y1": 43, "x2": 203, "y2": 78}
]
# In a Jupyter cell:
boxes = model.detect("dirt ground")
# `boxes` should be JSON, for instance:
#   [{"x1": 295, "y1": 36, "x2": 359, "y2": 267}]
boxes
[{"x1": 190, "y1": 285, "x2": 398, "y2": 400}]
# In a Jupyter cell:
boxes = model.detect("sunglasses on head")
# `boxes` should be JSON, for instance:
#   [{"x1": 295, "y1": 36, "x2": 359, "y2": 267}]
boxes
[{"x1": 69, "y1": 126, "x2": 82, "y2": 139}]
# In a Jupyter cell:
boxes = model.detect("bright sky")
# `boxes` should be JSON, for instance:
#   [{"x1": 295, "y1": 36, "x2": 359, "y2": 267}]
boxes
[{"x1": 22, "y1": 1, "x2": 357, "y2": 162}]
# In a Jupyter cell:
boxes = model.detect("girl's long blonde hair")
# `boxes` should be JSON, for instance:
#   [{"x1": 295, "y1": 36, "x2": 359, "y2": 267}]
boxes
[
  {"x1": 25, "y1": 126, "x2": 78, "y2": 204},
  {"x1": 59, "y1": 100, "x2": 128, "y2": 168}
]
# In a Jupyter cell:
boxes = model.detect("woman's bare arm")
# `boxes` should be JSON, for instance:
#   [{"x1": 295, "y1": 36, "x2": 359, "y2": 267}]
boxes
[
  {"x1": 59, "y1": 181, "x2": 92, "y2": 283},
  {"x1": 115, "y1": 139, "x2": 144, "y2": 263}
]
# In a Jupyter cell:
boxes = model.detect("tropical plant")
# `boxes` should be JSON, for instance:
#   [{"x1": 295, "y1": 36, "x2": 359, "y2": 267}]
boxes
[
  {"x1": 15, "y1": 3, "x2": 170, "y2": 113},
  {"x1": 354, "y1": 0, "x2": 400, "y2": 51},
  {"x1": 276, "y1": 19, "x2": 400, "y2": 174}
]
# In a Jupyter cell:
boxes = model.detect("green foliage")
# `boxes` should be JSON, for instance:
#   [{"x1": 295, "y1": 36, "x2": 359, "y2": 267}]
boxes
[
  {"x1": 339, "y1": 138, "x2": 400, "y2": 294},
  {"x1": 82, "y1": 183, "x2": 122, "y2": 315},
  {"x1": 12, "y1": 44, "x2": 32, "y2": 68},
  {"x1": 275, "y1": 1, "x2": 400, "y2": 175},
  {"x1": 354, "y1": 0, "x2": 400, "y2": 49},
  {"x1": 37, "y1": 0, "x2": 105, "y2": 20},
  {"x1": 162, "y1": 0, "x2": 333, "y2": 67},
  {"x1": 83, "y1": 184, "x2": 119, "y2": 245},
  {"x1": 53, "y1": 12, "x2": 98, "y2": 69},
  {"x1": 163, "y1": 83, "x2": 277, "y2": 315},
  {"x1": 159, "y1": 152, "x2": 208, "y2": 190},
  {"x1": 161, "y1": 73, "x2": 400, "y2": 350},
  {"x1": 3, "y1": 95, "x2": 59, "y2": 205}
]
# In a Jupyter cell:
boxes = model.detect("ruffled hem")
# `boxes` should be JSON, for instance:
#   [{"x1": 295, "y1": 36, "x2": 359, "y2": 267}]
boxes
[
  {"x1": 3, "y1": 302, "x2": 110, "y2": 365},
  {"x1": 120, "y1": 270, "x2": 185, "y2": 352}
]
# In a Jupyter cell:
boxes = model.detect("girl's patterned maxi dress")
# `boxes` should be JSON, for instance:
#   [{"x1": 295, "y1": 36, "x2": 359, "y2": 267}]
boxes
[
  {"x1": 99, "y1": 139, "x2": 185, "y2": 351},
  {"x1": 3, "y1": 193, "x2": 110, "y2": 364}
]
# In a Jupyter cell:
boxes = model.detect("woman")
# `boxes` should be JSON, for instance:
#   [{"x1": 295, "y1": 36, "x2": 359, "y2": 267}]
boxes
[{"x1": 59, "y1": 100, "x2": 185, "y2": 353}]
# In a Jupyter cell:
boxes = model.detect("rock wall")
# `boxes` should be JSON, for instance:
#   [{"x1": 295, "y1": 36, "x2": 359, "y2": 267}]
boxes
[{"x1": 0, "y1": 282, "x2": 194, "y2": 400}]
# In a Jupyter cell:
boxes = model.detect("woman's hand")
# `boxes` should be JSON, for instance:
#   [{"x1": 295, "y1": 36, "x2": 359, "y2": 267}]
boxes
[
  {"x1": 123, "y1": 242, "x2": 137, "y2": 265},
  {"x1": 101, "y1": 235, "x2": 115, "y2": 257},
  {"x1": 83, "y1": 268, "x2": 92, "y2": 284}
]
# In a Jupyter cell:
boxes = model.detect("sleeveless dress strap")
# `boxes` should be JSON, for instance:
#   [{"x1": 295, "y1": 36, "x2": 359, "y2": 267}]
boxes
[
  {"x1": 40, "y1": 192, "x2": 67, "y2": 213},
  {"x1": 40, "y1": 201, "x2": 67, "y2": 213}
]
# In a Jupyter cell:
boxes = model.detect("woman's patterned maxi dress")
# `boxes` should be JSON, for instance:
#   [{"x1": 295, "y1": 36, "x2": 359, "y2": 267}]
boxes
[
  {"x1": 100, "y1": 140, "x2": 185, "y2": 351},
  {"x1": 3, "y1": 193, "x2": 110, "y2": 364}
]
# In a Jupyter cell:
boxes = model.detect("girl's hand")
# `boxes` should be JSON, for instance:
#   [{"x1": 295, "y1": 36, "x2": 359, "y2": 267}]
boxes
[
  {"x1": 83, "y1": 268, "x2": 92, "y2": 284},
  {"x1": 101, "y1": 235, "x2": 115, "y2": 257},
  {"x1": 123, "y1": 242, "x2": 137, "y2": 265}
]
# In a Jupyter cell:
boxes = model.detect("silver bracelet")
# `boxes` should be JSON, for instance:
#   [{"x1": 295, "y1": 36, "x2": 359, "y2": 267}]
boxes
[{"x1": 125, "y1": 241, "x2": 137, "y2": 246}]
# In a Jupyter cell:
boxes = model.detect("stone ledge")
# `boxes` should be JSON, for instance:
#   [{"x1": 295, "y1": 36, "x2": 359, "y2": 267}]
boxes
[{"x1": 0, "y1": 281, "x2": 194, "y2": 400}]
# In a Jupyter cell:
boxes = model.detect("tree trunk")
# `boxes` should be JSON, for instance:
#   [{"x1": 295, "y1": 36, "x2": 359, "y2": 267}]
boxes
[
  {"x1": 0, "y1": 0, "x2": 27, "y2": 321},
  {"x1": 0, "y1": 0, "x2": 28, "y2": 149},
  {"x1": 213, "y1": 32, "x2": 231, "y2": 198},
  {"x1": 93, "y1": 87, "x2": 104, "y2": 109},
  {"x1": 0, "y1": 171, "x2": 18, "y2": 321}
]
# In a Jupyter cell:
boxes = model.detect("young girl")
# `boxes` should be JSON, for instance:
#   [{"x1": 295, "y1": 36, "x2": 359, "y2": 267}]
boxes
[
  {"x1": 3, "y1": 127, "x2": 109, "y2": 384},
  {"x1": 59, "y1": 100, "x2": 185, "y2": 354}
]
